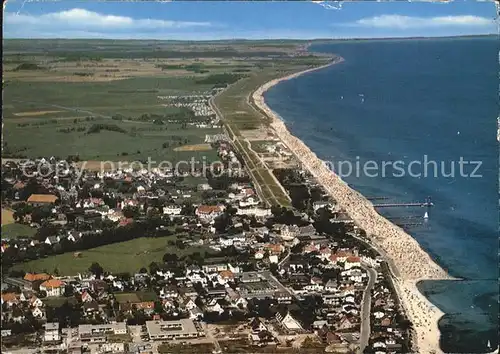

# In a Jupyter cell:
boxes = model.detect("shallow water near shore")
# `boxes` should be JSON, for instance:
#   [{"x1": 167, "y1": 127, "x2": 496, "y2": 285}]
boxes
[{"x1": 265, "y1": 37, "x2": 499, "y2": 353}]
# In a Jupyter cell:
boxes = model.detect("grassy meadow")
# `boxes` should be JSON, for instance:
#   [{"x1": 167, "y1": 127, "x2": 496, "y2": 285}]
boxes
[
  {"x1": 11, "y1": 236, "x2": 210, "y2": 275},
  {"x1": 2, "y1": 223, "x2": 37, "y2": 240}
]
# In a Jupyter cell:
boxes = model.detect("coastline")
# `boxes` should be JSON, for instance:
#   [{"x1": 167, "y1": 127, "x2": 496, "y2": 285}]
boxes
[{"x1": 251, "y1": 57, "x2": 453, "y2": 354}]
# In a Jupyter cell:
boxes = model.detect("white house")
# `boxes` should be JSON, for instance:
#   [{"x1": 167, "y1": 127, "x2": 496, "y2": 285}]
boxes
[
  {"x1": 237, "y1": 208, "x2": 268, "y2": 218},
  {"x1": 44, "y1": 236, "x2": 60, "y2": 246},
  {"x1": 40, "y1": 279, "x2": 66, "y2": 297},
  {"x1": 195, "y1": 205, "x2": 224, "y2": 222},
  {"x1": 30, "y1": 296, "x2": 44, "y2": 308},
  {"x1": 344, "y1": 295, "x2": 356, "y2": 304},
  {"x1": 100, "y1": 343, "x2": 125, "y2": 353},
  {"x1": 202, "y1": 264, "x2": 228, "y2": 273},
  {"x1": 32, "y1": 307, "x2": 45, "y2": 319},
  {"x1": 184, "y1": 299, "x2": 197, "y2": 311},
  {"x1": 163, "y1": 205, "x2": 182, "y2": 216},
  {"x1": 313, "y1": 201, "x2": 333, "y2": 211},
  {"x1": 186, "y1": 272, "x2": 207, "y2": 286},
  {"x1": 44, "y1": 322, "x2": 60, "y2": 342},
  {"x1": 304, "y1": 283, "x2": 324, "y2": 292},
  {"x1": 239, "y1": 197, "x2": 259, "y2": 208},
  {"x1": 220, "y1": 238, "x2": 234, "y2": 247},
  {"x1": 160, "y1": 287, "x2": 179, "y2": 299},
  {"x1": 254, "y1": 250, "x2": 265, "y2": 260},
  {"x1": 345, "y1": 256, "x2": 361, "y2": 270},
  {"x1": 67, "y1": 231, "x2": 82, "y2": 243},
  {"x1": 276, "y1": 311, "x2": 303, "y2": 331},
  {"x1": 324, "y1": 280, "x2": 338, "y2": 293},
  {"x1": 269, "y1": 255, "x2": 279, "y2": 264},
  {"x1": 228, "y1": 264, "x2": 240, "y2": 274},
  {"x1": 206, "y1": 300, "x2": 224, "y2": 314}
]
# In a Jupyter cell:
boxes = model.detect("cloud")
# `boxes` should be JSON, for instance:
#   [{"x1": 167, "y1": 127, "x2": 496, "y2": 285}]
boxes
[
  {"x1": 311, "y1": 1, "x2": 343, "y2": 11},
  {"x1": 4, "y1": 8, "x2": 213, "y2": 34},
  {"x1": 350, "y1": 15, "x2": 495, "y2": 29}
]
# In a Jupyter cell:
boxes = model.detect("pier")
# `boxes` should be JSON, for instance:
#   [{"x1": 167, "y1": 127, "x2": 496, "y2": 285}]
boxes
[
  {"x1": 374, "y1": 202, "x2": 433, "y2": 208},
  {"x1": 398, "y1": 222, "x2": 425, "y2": 228},
  {"x1": 373, "y1": 197, "x2": 433, "y2": 208},
  {"x1": 387, "y1": 215, "x2": 423, "y2": 221}
]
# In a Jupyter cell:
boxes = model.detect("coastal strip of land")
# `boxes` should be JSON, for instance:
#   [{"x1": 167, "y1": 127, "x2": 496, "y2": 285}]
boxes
[{"x1": 251, "y1": 57, "x2": 454, "y2": 354}]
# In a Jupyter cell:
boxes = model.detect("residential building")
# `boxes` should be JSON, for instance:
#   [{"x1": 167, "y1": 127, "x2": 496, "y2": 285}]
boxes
[
  {"x1": 79, "y1": 323, "x2": 127, "y2": 343},
  {"x1": 276, "y1": 310, "x2": 303, "y2": 331},
  {"x1": 163, "y1": 205, "x2": 182, "y2": 216},
  {"x1": 27, "y1": 194, "x2": 58, "y2": 206},
  {"x1": 44, "y1": 322, "x2": 61, "y2": 342},
  {"x1": 145, "y1": 319, "x2": 204, "y2": 341},
  {"x1": 195, "y1": 205, "x2": 224, "y2": 221},
  {"x1": 40, "y1": 279, "x2": 66, "y2": 297}
]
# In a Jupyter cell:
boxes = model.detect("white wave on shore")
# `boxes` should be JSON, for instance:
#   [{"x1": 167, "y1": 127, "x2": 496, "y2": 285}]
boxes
[{"x1": 252, "y1": 56, "x2": 454, "y2": 353}]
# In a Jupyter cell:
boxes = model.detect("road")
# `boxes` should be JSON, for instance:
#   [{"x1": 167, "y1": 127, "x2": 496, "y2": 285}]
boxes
[
  {"x1": 201, "y1": 322, "x2": 221, "y2": 353},
  {"x1": 260, "y1": 271, "x2": 295, "y2": 298},
  {"x1": 209, "y1": 95, "x2": 283, "y2": 207},
  {"x1": 12, "y1": 100, "x2": 112, "y2": 119},
  {"x1": 278, "y1": 248, "x2": 291, "y2": 267},
  {"x1": 359, "y1": 266, "x2": 377, "y2": 352}
]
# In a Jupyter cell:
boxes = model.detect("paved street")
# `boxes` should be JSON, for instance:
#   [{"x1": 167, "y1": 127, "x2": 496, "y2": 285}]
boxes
[
  {"x1": 201, "y1": 322, "x2": 221, "y2": 353},
  {"x1": 260, "y1": 271, "x2": 296, "y2": 298},
  {"x1": 359, "y1": 266, "x2": 377, "y2": 352}
]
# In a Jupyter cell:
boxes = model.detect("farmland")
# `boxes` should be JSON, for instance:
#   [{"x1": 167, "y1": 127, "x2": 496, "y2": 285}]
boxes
[
  {"x1": 3, "y1": 39, "x2": 330, "y2": 206},
  {"x1": 11, "y1": 236, "x2": 210, "y2": 275},
  {"x1": 3, "y1": 75, "x2": 220, "y2": 162},
  {"x1": 1, "y1": 208, "x2": 15, "y2": 225}
]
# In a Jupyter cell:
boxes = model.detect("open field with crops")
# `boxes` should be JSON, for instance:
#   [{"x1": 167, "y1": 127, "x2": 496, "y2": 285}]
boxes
[
  {"x1": 3, "y1": 39, "x2": 330, "y2": 206},
  {"x1": 1, "y1": 208, "x2": 15, "y2": 225}
]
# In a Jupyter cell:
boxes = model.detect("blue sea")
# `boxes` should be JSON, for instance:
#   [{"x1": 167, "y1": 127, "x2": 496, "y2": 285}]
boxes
[{"x1": 265, "y1": 37, "x2": 499, "y2": 353}]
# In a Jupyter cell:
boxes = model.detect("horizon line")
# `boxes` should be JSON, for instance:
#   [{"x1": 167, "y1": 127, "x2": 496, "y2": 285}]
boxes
[{"x1": 3, "y1": 34, "x2": 497, "y2": 42}]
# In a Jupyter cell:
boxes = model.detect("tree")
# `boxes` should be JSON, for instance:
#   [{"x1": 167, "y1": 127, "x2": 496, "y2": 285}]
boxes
[
  {"x1": 149, "y1": 262, "x2": 160, "y2": 275},
  {"x1": 34, "y1": 224, "x2": 59, "y2": 242},
  {"x1": 89, "y1": 262, "x2": 104, "y2": 278},
  {"x1": 270, "y1": 263, "x2": 278, "y2": 276},
  {"x1": 64, "y1": 285, "x2": 74, "y2": 297},
  {"x1": 122, "y1": 206, "x2": 139, "y2": 219},
  {"x1": 154, "y1": 301, "x2": 163, "y2": 314},
  {"x1": 163, "y1": 253, "x2": 178, "y2": 265}
]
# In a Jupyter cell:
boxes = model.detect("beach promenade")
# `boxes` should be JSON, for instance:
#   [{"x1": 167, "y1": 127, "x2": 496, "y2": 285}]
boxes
[{"x1": 251, "y1": 58, "x2": 453, "y2": 354}]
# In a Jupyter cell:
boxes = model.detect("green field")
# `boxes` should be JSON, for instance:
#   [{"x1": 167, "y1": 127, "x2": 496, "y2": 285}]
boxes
[
  {"x1": 3, "y1": 75, "x2": 222, "y2": 162},
  {"x1": 2, "y1": 223, "x2": 37, "y2": 240},
  {"x1": 4, "y1": 116, "x2": 220, "y2": 162},
  {"x1": 12, "y1": 236, "x2": 210, "y2": 275}
]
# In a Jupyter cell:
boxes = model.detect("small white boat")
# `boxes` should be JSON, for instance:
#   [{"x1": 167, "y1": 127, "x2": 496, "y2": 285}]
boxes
[{"x1": 424, "y1": 211, "x2": 429, "y2": 219}]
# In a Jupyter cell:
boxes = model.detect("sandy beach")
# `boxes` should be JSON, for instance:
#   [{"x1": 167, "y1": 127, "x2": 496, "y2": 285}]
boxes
[{"x1": 252, "y1": 56, "x2": 454, "y2": 353}]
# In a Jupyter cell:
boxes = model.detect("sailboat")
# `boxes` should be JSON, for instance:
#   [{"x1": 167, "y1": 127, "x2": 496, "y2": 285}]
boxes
[
  {"x1": 487, "y1": 340, "x2": 491, "y2": 350},
  {"x1": 424, "y1": 211, "x2": 429, "y2": 220}
]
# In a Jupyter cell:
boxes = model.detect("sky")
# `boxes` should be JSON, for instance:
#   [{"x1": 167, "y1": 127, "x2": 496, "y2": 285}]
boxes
[{"x1": 3, "y1": 0, "x2": 498, "y2": 40}]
